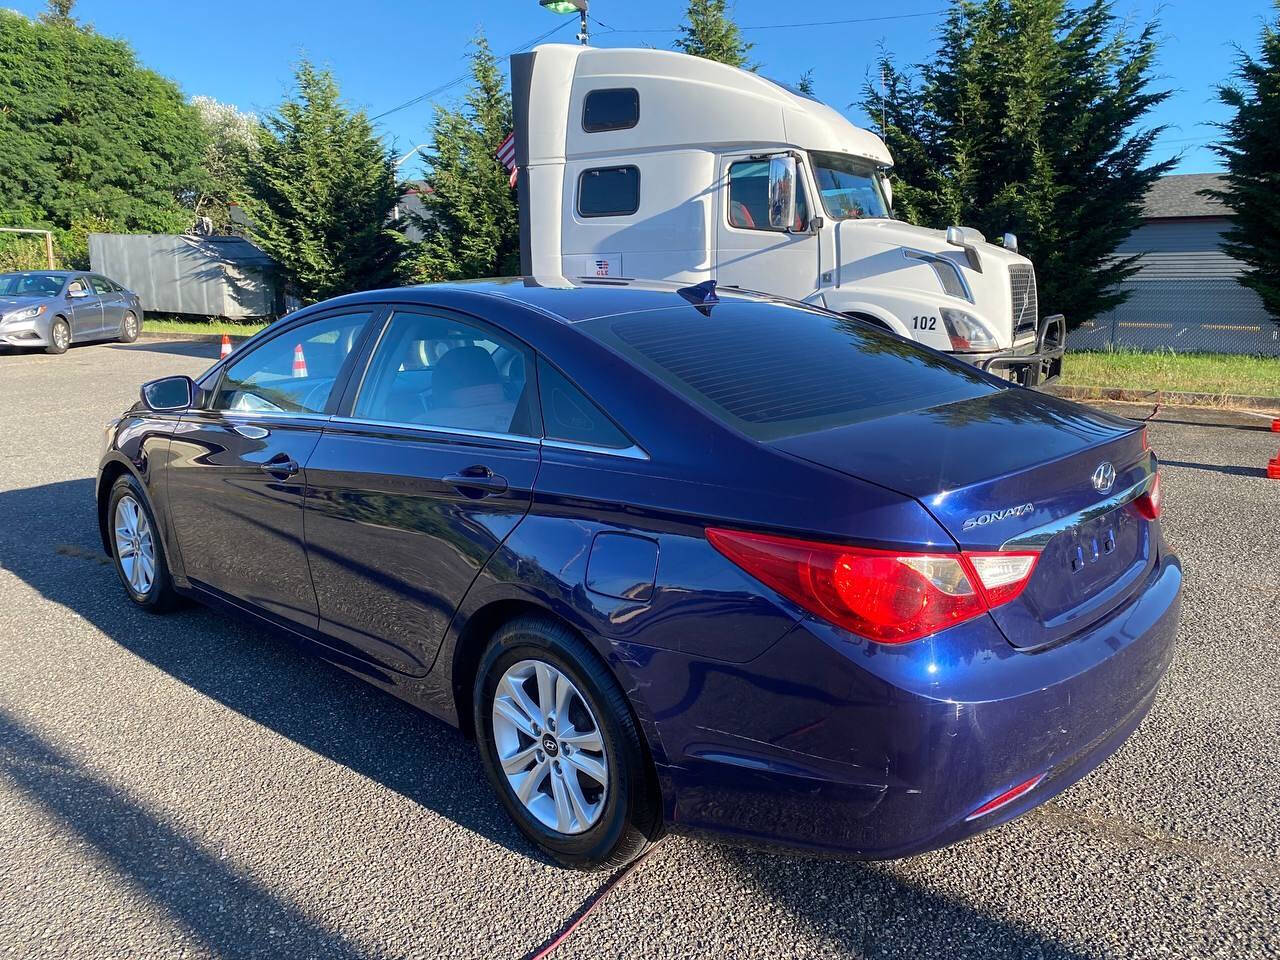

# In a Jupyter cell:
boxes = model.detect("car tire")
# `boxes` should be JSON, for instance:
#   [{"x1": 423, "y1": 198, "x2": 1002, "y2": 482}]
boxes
[
  {"x1": 118, "y1": 311, "x2": 140, "y2": 343},
  {"x1": 46, "y1": 318, "x2": 70, "y2": 355},
  {"x1": 474, "y1": 616, "x2": 661, "y2": 870},
  {"x1": 107, "y1": 474, "x2": 178, "y2": 612}
]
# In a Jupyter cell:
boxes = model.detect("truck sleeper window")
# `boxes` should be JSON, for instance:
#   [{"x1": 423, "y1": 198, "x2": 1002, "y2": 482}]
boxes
[
  {"x1": 578, "y1": 166, "x2": 640, "y2": 218},
  {"x1": 583, "y1": 88, "x2": 639, "y2": 132}
]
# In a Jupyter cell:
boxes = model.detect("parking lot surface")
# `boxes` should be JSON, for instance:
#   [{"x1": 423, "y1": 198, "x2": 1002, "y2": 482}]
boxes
[{"x1": 0, "y1": 339, "x2": 1276, "y2": 959}]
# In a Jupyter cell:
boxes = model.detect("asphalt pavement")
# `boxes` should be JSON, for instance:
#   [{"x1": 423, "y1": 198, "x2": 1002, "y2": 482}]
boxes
[{"x1": 0, "y1": 338, "x2": 1276, "y2": 959}]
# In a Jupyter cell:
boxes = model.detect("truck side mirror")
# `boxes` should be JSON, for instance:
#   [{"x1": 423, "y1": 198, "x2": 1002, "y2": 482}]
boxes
[
  {"x1": 881, "y1": 175, "x2": 894, "y2": 212},
  {"x1": 768, "y1": 155, "x2": 797, "y2": 231}
]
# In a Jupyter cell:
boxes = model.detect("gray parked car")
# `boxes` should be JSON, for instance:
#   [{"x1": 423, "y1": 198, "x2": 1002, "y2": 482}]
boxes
[{"x1": 0, "y1": 270, "x2": 142, "y2": 355}]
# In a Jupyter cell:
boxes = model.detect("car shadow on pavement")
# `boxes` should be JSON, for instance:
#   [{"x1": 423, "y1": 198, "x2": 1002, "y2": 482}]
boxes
[
  {"x1": 106, "y1": 340, "x2": 223, "y2": 359},
  {"x1": 0, "y1": 477, "x2": 535, "y2": 865},
  {"x1": 716, "y1": 843, "x2": 1099, "y2": 960},
  {"x1": 0, "y1": 704, "x2": 373, "y2": 960}
]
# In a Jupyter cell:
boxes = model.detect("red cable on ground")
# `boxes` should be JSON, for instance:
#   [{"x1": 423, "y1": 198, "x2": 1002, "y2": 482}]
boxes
[{"x1": 521, "y1": 845, "x2": 659, "y2": 960}]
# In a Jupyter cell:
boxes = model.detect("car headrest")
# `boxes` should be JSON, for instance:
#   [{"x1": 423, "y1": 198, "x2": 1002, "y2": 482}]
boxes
[{"x1": 432, "y1": 345, "x2": 501, "y2": 406}]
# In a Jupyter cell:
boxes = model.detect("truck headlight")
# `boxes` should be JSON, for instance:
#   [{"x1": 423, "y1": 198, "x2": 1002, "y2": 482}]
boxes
[{"x1": 940, "y1": 308, "x2": 997, "y2": 351}]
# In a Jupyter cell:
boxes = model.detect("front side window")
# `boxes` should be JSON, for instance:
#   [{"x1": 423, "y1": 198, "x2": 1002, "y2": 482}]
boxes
[
  {"x1": 810, "y1": 151, "x2": 889, "y2": 220},
  {"x1": 578, "y1": 166, "x2": 640, "y2": 218},
  {"x1": 354, "y1": 310, "x2": 538, "y2": 437},
  {"x1": 214, "y1": 312, "x2": 372, "y2": 414},
  {"x1": 727, "y1": 160, "x2": 810, "y2": 232}
]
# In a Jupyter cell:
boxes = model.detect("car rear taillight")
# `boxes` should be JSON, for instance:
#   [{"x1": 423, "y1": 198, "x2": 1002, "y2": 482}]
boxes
[
  {"x1": 1134, "y1": 472, "x2": 1162, "y2": 520},
  {"x1": 705, "y1": 528, "x2": 1039, "y2": 644}
]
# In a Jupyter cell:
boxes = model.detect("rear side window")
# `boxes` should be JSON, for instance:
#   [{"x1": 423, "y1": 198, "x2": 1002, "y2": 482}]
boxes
[
  {"x1": 538, "y1": 357, "x2": 632, "y2": 449},
  {"x1": 585, "y1": 302, "x2": 996, "y2": 441},
  {"x1": 583, "y1": 88, "x2": 639, "y2": 132},
  {"x1": 578, "y1": 166, "x2": 639, "y2": 218},
  {"x1": 353, "y1": 310, "x2": 539, "y2": 437}
]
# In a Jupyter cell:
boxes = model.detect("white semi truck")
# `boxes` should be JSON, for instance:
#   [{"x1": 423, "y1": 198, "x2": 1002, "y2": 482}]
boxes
[{"x1": 510, "y1": 44, "x2": 1065, "y2": 385}]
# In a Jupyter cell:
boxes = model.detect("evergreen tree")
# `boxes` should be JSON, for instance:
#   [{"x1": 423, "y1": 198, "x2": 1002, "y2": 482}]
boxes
[
  {"x1": 675, "y1": 0, "x2": 754, "y2": 69},
  {"x1": 1204, "y1": 4, "x2": 1280, "y2": 321},
  {"x1": 859, "y1": 0, "x2": 1173, "y2": 327},
  {"x1": 0, "y1": 8, "x2": 205, "y2": 266},
  {"x1": 239, "y1": 62, "x2": 405, "y2": 302},
  {"x1": 861, "y1": 55, "x2": 945, "y2": 227},
  {"x1": 795, "y1": 69, "x2": 816, "y2": 97},
  {"x1": 414, "y1": 34, "x2": 519, "y2": 281}
]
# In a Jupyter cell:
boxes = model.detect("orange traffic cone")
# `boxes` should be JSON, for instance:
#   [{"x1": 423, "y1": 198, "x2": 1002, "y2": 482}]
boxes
[
  {"x1": 292, "y1": 343, "x2": 308, "y2": 378},
  {"x1": 220, "y1": 333, "x2": 232, "y2": 359}
]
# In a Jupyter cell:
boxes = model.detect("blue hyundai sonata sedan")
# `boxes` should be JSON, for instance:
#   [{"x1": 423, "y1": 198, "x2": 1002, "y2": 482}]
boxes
[{"x1": 96, "y1": 279, "x2": 1181, "y2": 869}]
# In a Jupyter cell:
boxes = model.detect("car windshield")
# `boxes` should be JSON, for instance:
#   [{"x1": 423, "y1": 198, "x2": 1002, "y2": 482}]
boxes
[
  {"x1": 0, "y1": 273, "x2": 64, "y2": 297},
  {"x1": 810, "y1": 151, "x2": 889, "y2": 220}
]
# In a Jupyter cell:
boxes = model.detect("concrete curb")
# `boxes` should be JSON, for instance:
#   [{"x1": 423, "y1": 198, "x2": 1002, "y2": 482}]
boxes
[
  {"x1": 1044, "y1": 383, "x2": 1280, "y2": 414},
  {"x1": 138, "y1": 331, "x2": 254, "y2": 345}
]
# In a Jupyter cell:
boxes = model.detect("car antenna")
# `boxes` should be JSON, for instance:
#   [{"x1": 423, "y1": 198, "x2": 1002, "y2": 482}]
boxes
[{"x1": 677, "y1": 279, "x2": 718, "y2": 315}]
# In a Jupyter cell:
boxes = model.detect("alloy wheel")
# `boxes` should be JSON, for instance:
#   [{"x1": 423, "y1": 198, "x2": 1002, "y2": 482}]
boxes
[
  {"x1": 123, "y1": 314, "x2": 137, "y2": 339},
  {"x1": 491, "y1": 659, "x2": 609, "y2": 835},
  {"x1": 113, "y1": 495, "x2": 156, "y2": 596},
  {"x1": 53, "y1": 323, "x2": 68, "y2": 350}
]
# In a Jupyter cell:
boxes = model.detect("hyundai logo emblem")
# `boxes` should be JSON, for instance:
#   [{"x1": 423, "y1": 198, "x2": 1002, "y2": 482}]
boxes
[{"x1": 1091, "y1": 462, "x2": 1116, "y2": 494}]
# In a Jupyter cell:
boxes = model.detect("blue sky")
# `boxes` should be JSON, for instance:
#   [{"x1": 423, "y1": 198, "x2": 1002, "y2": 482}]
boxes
[{"x1": 12, "y1": 0, "x2": 1274, "y2": 177}]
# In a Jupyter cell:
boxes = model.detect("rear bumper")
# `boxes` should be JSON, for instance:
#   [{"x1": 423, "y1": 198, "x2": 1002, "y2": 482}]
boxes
[
  {"x1": 639, "y1": 547, "x2": 1181, "y2": 859},
  {"x1": 963, "y1": 314, "x2": 1067, "y2": 387}
]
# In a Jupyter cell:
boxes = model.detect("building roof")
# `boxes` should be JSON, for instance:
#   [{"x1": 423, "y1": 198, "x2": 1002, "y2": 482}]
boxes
[{"x1": 1143, "y1": 173, "x2": 1228, "y2": 220}]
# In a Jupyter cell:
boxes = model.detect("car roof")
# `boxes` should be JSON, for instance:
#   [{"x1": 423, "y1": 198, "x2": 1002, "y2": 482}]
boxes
[
  {"x1": 315, "y1": 276, "x2": 782, "y2": 325},
  {"x1": 0, "y1": 270, "x2": 77, "y2": 277}
]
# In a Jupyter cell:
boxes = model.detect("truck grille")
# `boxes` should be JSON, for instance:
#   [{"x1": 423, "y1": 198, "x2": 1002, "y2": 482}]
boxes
[{"x1": 1010, "y1": 264, "x2": 1038, "y2": 336}]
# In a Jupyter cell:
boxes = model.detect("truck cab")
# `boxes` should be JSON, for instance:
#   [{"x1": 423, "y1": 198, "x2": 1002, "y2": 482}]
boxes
[{"x1": 511, "y1": 44, "x2": 1064, "y2": 385}]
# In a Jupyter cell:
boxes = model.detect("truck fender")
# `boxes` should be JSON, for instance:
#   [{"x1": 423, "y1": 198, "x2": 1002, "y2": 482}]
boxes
[{"x1": 828, "y1": 302, "x2": 909, "y2": 337}]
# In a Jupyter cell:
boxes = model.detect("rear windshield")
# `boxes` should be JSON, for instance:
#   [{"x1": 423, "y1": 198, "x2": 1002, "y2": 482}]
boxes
[{"x1": 583, "y1": 301, "x2": 997, "y2": 441}]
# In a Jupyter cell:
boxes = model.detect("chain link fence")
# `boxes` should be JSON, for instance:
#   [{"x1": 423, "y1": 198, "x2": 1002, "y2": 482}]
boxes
[{"x1": 1071, "y1": 279, "x2": 1280, "y2": 356}]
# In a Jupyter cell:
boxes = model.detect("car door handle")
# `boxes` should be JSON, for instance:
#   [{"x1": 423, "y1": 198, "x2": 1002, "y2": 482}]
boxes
[
  {"x1": 260, "y1": 452, "x2": 299, "y2": 479},
  {"x1": 444, "y1": 466, "x2": 508, "y2": 497}
]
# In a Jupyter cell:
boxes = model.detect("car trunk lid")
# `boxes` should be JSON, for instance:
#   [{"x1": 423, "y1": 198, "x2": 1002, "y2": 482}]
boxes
[{"x1": 770, "y1": 387, "x2": 1156, "y2": 648}]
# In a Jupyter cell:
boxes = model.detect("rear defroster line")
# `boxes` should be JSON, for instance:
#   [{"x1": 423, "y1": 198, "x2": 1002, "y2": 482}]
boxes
[{"x1": 519, "y1": 845, "x2": 659, "y2": 960}]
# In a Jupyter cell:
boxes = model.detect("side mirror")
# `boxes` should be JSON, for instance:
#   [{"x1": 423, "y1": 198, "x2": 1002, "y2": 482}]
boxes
[
  {"x1": 768, "y1": 154, "x2": 798, "y2": 231},
  {"x1": 68, "y1": 286, "x2": 88, "y2": 299},
  {"x1": 140, "y1": 375, "x2": 194, "y2": 412},
  {"x1": 881, "y1": 175, "x2": 894, "y2": 212},
  {"x1": 1001, "y1": 232, "x2": 1019, "y2": 254}
]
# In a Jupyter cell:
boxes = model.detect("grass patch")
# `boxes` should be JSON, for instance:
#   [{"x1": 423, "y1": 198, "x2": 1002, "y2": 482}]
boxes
[
  {"x1": 141, "y1": 315, "x2": 270, "y2": 338},
  {"x1": 1061, "y1": 347, "x2": 1280, "y2": 399}
]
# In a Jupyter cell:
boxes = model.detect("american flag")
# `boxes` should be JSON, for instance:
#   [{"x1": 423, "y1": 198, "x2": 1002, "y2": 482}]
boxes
[{"x1": 495, "y1": 131, "x2": 517, "y2": 188}]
